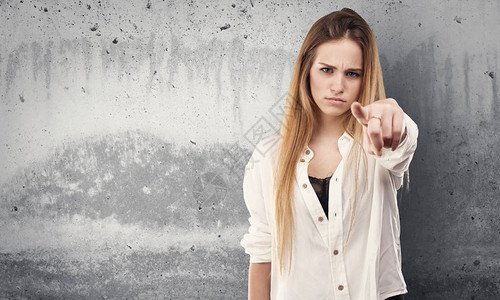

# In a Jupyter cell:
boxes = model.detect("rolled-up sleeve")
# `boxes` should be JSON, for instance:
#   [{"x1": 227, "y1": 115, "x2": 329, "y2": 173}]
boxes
[
  {"x1": 240, "y1": 153, "x2": 272, "y2": 263},
  {"x1": 372, "y1": 111, "x2": 419, "y2": 188}
]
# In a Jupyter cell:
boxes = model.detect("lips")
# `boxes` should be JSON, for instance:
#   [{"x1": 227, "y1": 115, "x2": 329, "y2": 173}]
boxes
[{"x1": 326, "y1": 97, "x2": 346, "y2": 102}]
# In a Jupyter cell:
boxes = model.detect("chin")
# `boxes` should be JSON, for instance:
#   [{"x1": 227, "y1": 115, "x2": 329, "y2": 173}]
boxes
[{"x1": 318, "y1": 107, "x2": 349, "y2": 117}]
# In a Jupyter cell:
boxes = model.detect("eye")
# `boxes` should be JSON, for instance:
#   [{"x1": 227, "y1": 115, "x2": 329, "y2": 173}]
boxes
[
  {"x1": 320, "y1": 67, "x2": 332, "y2": 73},
  {"x1": 347, "y1": 72, "x2": 360, "y2": 78}
]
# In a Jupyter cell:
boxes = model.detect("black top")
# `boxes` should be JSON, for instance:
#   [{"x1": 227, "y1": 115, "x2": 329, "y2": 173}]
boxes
[{"x1": 308, "y1": 174, "x2": 332, "y2": 219}]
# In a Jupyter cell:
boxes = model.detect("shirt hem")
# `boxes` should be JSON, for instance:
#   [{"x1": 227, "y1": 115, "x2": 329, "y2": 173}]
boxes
[
  {"x1": 249, "y1": 257, "x2": 272, "y2": 264},
  {"x1": 380, "y1": 287, "x2": 408, "y2": 300}
]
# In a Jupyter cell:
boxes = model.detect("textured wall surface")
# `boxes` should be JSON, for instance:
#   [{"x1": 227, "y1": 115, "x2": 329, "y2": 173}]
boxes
[{"x1": 1, "y1": 0, "x2": 499, "y2": 299}]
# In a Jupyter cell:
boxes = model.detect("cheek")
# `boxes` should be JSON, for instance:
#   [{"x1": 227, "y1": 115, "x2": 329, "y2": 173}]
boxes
[
  {"x1": 309, "y1": 73, "x2": 318, "y2": 95},
  {"x1": 309, "y1": 72, "x2": 316, "y2": 87},
  {"x1": 310, "y1": 72, "x2": 324, "y2": 92},
  {"x1": 350, "y1": 80, "x2": 362, "y2": 94}
]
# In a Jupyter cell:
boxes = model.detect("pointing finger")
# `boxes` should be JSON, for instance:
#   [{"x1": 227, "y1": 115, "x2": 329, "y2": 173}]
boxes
[{"x1": 351, "y1": 102, "x2": 369, "y2": 127}]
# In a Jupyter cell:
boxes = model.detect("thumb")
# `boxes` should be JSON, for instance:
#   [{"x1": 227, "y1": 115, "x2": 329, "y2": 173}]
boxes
[{"x1": 351, "y1": 102, "x2": 369, "y2": 126}]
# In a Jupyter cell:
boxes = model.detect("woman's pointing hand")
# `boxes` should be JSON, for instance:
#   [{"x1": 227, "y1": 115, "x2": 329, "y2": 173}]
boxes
[{"x1": 350, "y1": 98, "x2": 406, "y2": 156}]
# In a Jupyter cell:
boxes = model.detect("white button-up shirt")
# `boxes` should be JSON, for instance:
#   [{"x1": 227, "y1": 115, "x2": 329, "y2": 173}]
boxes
[{"x1": 240, "y1": 112, "x2": 419, "y2": 300}]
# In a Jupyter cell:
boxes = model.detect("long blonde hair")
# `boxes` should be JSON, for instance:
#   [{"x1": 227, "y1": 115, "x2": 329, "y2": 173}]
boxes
[{"x1": 272, "y1": 8, "x2": 410, "y2": 276}]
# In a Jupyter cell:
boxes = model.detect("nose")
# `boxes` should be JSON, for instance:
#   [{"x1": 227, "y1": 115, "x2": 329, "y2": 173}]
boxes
[{"x1": 330, "y1": 72, "x2": 344, "y2": 94}]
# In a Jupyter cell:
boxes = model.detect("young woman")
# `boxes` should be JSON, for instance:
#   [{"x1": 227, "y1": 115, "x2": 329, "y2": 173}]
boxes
[{"x1": 240, "y1": 8, "x2": 418, "y2": 300}]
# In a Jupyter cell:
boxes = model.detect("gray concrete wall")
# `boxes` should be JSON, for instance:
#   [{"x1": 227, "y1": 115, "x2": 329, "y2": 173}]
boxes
[{"x1": 0, "y1": 0, "x2": 498, "y2": 298}]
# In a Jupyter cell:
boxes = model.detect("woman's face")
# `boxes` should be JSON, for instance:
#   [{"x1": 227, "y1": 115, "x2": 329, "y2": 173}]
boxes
[{"x1": 309, "y1": 38, "x2": 363, "y2": 119}]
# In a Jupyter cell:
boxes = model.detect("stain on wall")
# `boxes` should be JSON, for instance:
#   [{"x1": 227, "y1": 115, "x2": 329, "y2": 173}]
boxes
[
  {"x1": 0, "y1": 129, "x2": 249, "y2": 298},
  {"x1": 0, "y1": 0, "x2": 499, "y2": 298}
]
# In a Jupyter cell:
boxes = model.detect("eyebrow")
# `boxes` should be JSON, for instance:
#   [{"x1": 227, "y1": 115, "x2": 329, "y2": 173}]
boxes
[{"x1": 318, "y1": 62, "x2": 363, "y2": 72}]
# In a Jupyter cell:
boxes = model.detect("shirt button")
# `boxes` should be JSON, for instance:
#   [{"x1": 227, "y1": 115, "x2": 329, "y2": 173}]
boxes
[
  {"x1": 318, "y1": 216, "x2": 324, "y2": 222},
  {"x1": 305, "y1": 149, "x2": 310, "y2": 155},
  {"x1": 302, "y1": 183, "x2": 307, "y2": 188},
  {"x1": 300, "y1": 158, "x2": 305, "y2": 162},
  {"x1": 335, "y1": 177, "x2": 338, "y2": 182},
  {"x1": 333, "y1": 250, "x2": 339, "y2": 255},
  {"x1": 338, "y1": 285, "x2": 344, "y2": 291}
]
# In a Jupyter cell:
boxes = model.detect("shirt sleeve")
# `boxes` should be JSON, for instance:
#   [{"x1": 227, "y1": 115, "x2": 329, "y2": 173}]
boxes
[
  {"x1": 371, "y1": 111, "x2": 419, "y2": 189},
  {"x1": 239, "y1": 152, "x2": 273, "y2": 263}
]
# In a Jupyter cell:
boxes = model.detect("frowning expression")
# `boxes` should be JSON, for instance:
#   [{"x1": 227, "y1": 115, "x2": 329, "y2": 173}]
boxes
[{"x1": 309, "y1": 38, "x2": 363, "y2": 118}]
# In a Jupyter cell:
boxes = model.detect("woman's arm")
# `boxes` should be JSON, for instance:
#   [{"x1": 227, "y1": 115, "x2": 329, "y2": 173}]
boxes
[
  {"x1": 240, "y1": 135, "x2": 279, "y2": 298},
  {"x1": 249, "y1": 262, "x2": 271, "y2": 300},
  {"x1": 351, "y1": 100, "x2": 418, "y2": 177}
]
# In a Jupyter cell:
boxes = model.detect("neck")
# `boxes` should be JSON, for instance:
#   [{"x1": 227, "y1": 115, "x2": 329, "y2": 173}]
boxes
[{"x1": 310, "y1": 113, "x2": 345, "y2": 146}]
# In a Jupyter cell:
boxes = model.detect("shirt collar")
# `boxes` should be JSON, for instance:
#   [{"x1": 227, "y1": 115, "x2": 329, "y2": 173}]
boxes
[{"x1": 302, "y1": 131, "x2": 353, "y2": 163}]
